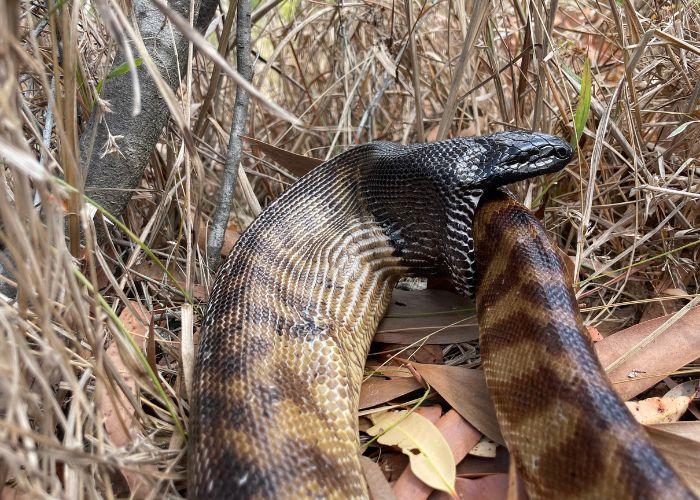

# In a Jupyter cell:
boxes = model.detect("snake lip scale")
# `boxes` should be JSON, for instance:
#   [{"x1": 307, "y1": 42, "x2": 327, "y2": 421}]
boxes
[{"x1": 189, "y1": 131, "x2": 693, "y2": 499}]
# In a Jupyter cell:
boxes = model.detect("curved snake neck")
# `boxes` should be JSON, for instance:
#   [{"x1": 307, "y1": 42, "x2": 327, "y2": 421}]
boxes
[{"x1": 189, "y1": 132, "x2": 692, "y2": 499}]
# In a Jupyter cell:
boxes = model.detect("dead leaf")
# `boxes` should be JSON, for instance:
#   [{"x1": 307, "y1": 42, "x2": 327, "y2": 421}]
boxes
[
  {"x1": 242, "y1": 135, "x2": 323, "y2": 176},
  {"x1": 131, "y1": 260, "x2": 208, "y2": 302},
  {"x1": 360, "y1": 376, "x2": 422, "y2": 409},
  {"x1": 457, "y1": 447, "x2": 510, "y2": 477},
  {"x1": 376, "y1": 289, "x2": 478, "y2": 345},
  {"x1": 0, "y1": 487, "x2": 33, "y2": 500},
  {"x1": 99, "y1": 301, "x2": 155, "y2": 497},
  {"x1": 393, "y1": 410, "x2": 480, "y2": 500},
  {"x1": 650, "y1": 422, "x2": 700, "y2": 442},
  {"x1": 413, "y1": 363, "x2": 503, "y2": 445},
  {"x1": 665, "y1": 379, "x2": 699, "y2": 399},
  {"x1": 381, "y1": 343, "x2": 444, "y2": 364},
  {"x1": 434, "y1": 410, "x2": 482, "y2": 463},
  {"x1": 646, "y1": 426, "x2": 700, "y2": 496},
  {"x1": 365, "y1": 363, "x2": 414, "y2": 378},
  {"x1": 378, "y1": 453, "x2": 410, "y2": 482},
  {"x1": 117, "y1": 301, "x2": 150, "y2": 350},
  {"x1": 626, "y1": 395, "x2": 692, "y2": 424},
  {"x1": 425, "y1": 126, "x2": 439, "y2": 142},
  {"x1": 221, "y1": 221, "x2": 241, "y2": 256},
  {"x1": 639, "y1": 281, "x2": 687, "y2": 323},
  {"x1": 132, "y1": 260, "x2": 185, "y2": 286},
  {"x1": 595, "y1": 306, "x2": 700, "y2": 400},
  {"x1": 430, "y1": 475, "x2": 509, "y2": 500},
  {"x1": 416, "y1": 405, "x2": 443, "y2": 424},
  {"x1": 666, "y1": 379, "x2": 700, "y2": 419},
  {"x1": 469, "y1": 437, "x2": 497, "y2": 458},
  {"x1": 192, "y1": 284, "x2": 209, "y2": 301},
  {"x1": 360, "y1": 456, "x2": 397, "y2": 500},
  {"x1": 586, "y1": 325, "x2": 603, "y2": 343},
  {"x1": 554, "y1": 246, "x2": 576, "y2": 287},
  {"x1": 197, "y1": 219, "x2": 240, "y2": 257},
  {"x1": 368, "y1": 410, "x2": 456, "y2": 496}
]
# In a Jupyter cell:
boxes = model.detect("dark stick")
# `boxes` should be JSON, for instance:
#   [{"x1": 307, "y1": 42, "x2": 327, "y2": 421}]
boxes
[{"x1": 206, "y1": 0, "x2": 252, "y2": 271}]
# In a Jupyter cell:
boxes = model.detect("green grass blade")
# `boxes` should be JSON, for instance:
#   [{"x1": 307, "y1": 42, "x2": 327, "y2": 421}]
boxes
[
  {"x1": 72, "y1": 267, "x2": 186, "y2": 438},
  {"x1": 572, "y1": 57, "x2": 592, "y2": 149}
]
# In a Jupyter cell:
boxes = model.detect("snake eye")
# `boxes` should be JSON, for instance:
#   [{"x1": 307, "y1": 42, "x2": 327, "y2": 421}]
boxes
[{"x1": 554, "y1": 146, "x2": 571, "y2": 159}]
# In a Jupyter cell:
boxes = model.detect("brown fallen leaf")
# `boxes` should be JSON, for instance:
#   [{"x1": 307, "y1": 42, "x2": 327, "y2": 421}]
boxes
[
  {"x1": 0, "y1": 487, "x2": 33, "y2": 500},
  {"x1": 425, "y1": 125, "x2": 440, "y2": 142},
  {"x1": 646, "y1": 426, "x2": 700, "y2": 496},
  {"x1": 626, "y1": 395, "x2": 692, "y2": 425},
  {"x1": 413, "y1": 363, "x2": 503, "y2": 444},
  {"x1": 639, "y1": 282, "x2": 688, "y2": 323},
  {"x1": 595, "y1": 306, "x2": 700, "y2": 400},
  {"x1": 665, "y1": 379, "x2": 699, "y2": 400},
  {"x1": 416, "y1": 405, "x2": 443, "y2": 424},
  {"x1": 99, "y1": 301, "x2": 155, "y2": 497},
  {"x1": 191, "y1": 284, "x2": 208, "y2": 302},
  {"x1": 457, "y1": 447, "x2": 510, "y2": 477},
  {"x1": 130, "y1": 260, "x2": 209, "y2": 301},
  {"x1": 394, "y1": 410, "x2": 481, "y2": 500},
  {"x1": 375, "y1": 329, "x2": 479, "y2": 346},
  {"x1": 221, "y1": 221, "x2": 241, "y2": 256},
  {"x1": 378, "y1": 453, "x2": 410, "y2": 482},
  {"x1": 359, "y1": 376, "x2": 422, "y2": 409},
  {"x1": 380, "y1": 343, "x2": 444, "y2": 364},
  {"x1": 365, "y1": 363, "x2": 414, "y2": 377},
  {"x1": 554, "y1": 247, "x2": 576, "y2": 287},
  {"x1": 650, "y1": 421, "x2": 700, "y2": 442},
  {"x1": 242, "y1": 135, "x2": 323, "y2": 176},
  {"x1": 197, "y1": 218, "x2": 240, "y2": 257},
  {"x1": 376, "y1": 289, "x2": 478, "y2": 345},
  {"x1": 430, "y1": 475, "x2": 509, "y2": 500},
  {"x1": 586, "y1": 325, "x2": 604, "y2": 343},
  {"x1": 360, "y1": 456, "x2": 397, "y2": 500}
]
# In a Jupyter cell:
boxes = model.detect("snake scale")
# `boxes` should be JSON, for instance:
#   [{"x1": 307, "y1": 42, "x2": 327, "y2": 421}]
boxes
[{"x1": 189, "y1": 132, "x2": 694, "y2": 499}]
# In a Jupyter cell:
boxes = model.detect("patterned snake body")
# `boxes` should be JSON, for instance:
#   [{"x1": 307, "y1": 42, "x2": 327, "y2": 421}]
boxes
[
  {"x1": 189, "y1": 132, "x2": 693, "y2": 498},
  {"x1": 475, "y1": 191, "x2": 694, "y2": 499}
]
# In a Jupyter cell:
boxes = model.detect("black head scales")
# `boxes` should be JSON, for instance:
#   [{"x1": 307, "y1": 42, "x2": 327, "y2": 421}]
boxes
[{"x1": 357, "y1": 131, "x2": 573, "y2": 296}]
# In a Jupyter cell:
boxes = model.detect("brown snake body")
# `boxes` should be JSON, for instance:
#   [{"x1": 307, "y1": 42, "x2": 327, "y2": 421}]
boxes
[
  {"x1": 188, "y1": 132, "x2": 693, "y2": 499},
  {"x1": 475, "y1": 190, "x2": 694, "y2": 499}
]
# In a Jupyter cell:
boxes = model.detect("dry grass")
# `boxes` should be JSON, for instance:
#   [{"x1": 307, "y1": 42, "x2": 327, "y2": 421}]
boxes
[{"x1": 1, "y1": 0, "x2": 698, "y2": 496}]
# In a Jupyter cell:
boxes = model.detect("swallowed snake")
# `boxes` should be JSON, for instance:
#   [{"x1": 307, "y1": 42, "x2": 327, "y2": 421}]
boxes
[{"x1": 188, "y1": 132, "x2": 693, "y2": 499}]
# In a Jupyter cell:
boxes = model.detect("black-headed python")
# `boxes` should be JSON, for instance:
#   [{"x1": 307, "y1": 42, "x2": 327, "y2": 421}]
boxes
[{"x1": 188, "y1": 132, "x2": 694, "y2": 499}]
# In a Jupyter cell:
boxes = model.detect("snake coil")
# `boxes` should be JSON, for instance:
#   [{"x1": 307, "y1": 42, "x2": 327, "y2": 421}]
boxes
[{"x1": 189, "y1": 132, "x2": 693, "y2": 499}]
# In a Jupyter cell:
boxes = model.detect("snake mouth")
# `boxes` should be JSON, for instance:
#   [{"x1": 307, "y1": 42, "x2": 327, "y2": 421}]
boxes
[{"x1": 491, "y1": 140, "x2": 573, "y2": 186}]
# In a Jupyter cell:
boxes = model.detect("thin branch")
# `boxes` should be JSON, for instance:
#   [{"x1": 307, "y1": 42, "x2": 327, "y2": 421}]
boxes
[{"x1": 206, "y1": 0, "x2": 253, "y2": 271}]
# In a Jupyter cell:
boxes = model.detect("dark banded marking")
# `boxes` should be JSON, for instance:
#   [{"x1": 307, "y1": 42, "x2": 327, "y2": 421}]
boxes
[{"x1": 475, "y1": 191, "x2": 694, "y2": 500}]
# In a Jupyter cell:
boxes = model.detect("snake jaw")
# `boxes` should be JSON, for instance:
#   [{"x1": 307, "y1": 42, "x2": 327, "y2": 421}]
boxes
[
  {"x1": 437, "y1": 132, "x2": 572, "y2": 298},
  {"x1": 473, "y1": 131, "x2": 573, "y2": 188}
]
